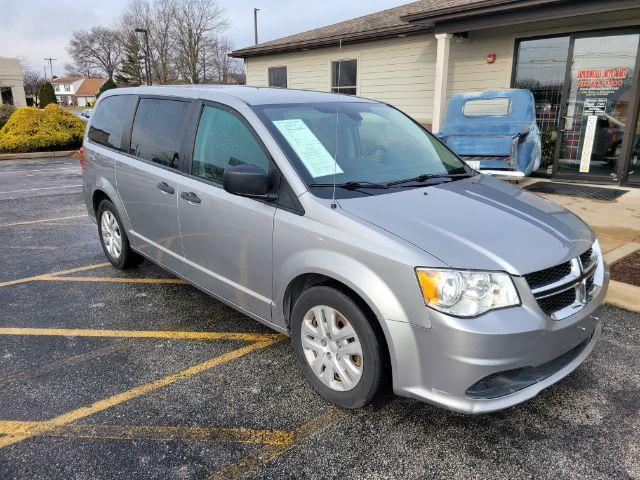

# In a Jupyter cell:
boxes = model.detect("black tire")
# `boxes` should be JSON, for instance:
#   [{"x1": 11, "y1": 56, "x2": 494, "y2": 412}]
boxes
[
  {"x1": 290, "y1": 285, "x2": 386, "y2": 409},
  {"x1": 97, "y1": 199, "x2": 143, "y2": 269}
]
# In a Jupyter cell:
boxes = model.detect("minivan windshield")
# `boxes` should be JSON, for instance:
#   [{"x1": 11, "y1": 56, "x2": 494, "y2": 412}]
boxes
[{"x1": 254, "y1": 102, "x2": 472, "y2": 197}]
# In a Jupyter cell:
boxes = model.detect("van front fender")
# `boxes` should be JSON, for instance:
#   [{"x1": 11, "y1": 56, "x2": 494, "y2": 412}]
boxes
[{"x1": 275, "y1": 249, "x2": 430, "y2": 331}]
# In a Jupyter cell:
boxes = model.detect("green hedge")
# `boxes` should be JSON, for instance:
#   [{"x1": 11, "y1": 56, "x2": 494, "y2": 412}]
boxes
[
  {"x1": 0, "y1": 104, "x2": 85, "y2": 153},
  {"x1": 39, "y1": 82, "x2": 57, "y2": 108}
]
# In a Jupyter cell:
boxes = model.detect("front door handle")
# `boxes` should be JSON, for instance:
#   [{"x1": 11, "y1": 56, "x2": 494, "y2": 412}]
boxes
[
  {"x1": 157, "y1": 182, "x2": 175, "y2": 194},
  {"x1": 180, "y1": 191, "x2": 201, "y2": 204}
]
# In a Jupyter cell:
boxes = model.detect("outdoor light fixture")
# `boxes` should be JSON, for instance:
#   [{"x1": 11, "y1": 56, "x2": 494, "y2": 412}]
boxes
[{"x1": 486, "y1": 53, "x2": 497, "y2": 64}]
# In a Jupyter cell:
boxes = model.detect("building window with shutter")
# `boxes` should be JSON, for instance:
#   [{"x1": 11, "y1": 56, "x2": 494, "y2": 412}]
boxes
[
  {"x1": 331, "y1": 59, "x2": 357, "y2": 95},
  {"x1": 268, "y1": 66, "x2": 287, "y2": 88}
]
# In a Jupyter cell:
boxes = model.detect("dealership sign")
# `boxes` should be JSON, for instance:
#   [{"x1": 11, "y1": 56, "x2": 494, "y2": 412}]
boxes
[{"x1": 577, "y1": 67, "x2": 629, "y2": 95}]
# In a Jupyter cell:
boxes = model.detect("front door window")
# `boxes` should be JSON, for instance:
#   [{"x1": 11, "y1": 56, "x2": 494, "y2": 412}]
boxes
[{"x1": 557, "y1": 33, "x2": 640, "y2": 179}]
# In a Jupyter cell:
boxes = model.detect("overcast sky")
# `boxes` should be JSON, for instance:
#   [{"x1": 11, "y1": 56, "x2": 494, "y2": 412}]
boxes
[{"x1": 0, "y1": 0, "x2": 409, "y2": 78}]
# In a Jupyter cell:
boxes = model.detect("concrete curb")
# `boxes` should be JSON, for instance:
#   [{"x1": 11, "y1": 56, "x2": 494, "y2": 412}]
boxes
[
  {"x1": 604, "y1": 242, "x2": 640, "y2": 265},
  {"x1": 605, "y1": 280, "x2": 640, "y2": 314},
  {"x1": 0, "y1": 150, "x2": 79, "y2": 161}
]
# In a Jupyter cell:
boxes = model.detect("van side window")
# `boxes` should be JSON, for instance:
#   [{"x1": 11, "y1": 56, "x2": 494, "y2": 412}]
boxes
[
  {"x1": 129, "y1": 98, "x2": 189, "y2": 169},
  {"x1": 192, "y1": 105, "x2": 270, "y2": 184},
  {"x1": 88, "y1": 95, "x2": 136, "y2": 150}
]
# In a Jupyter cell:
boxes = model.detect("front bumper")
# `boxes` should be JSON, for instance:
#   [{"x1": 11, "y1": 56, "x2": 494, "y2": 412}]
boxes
[{"x1": 386, "y1": 264, "x2": 609, "y2": 414}]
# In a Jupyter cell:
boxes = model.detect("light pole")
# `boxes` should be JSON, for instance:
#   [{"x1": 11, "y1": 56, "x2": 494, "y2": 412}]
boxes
[
  {"x1": 254, "y1": 8, "x2": 260, "y2": 45},
  {"x1": 135, "y1": 28, "x2": 152, "y2": 86}
]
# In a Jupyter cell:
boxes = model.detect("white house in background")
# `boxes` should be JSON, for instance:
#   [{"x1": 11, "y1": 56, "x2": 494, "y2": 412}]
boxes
[
  {"x1": 51, "y1": 77, "x2": 106, "y2": 107},
  {"x1": 51, "y1": 77, "x2": 85, "y2": 106},
  {"x1": 0, "y1": 57, "x2": 27, "y2": 107},
  {"x1": 73, "y1": 77, "x2": 107, "y2": 107}
]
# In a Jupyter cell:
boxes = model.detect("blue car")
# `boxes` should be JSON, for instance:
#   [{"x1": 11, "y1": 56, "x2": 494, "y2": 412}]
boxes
[{"x1": 436, "y1": 89, "x2": 542, "y2": 177}]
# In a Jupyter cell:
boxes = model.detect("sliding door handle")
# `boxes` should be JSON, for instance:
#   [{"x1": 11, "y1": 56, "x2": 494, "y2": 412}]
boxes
[
  {"x1": 157, "y1": 182, "x2": 175, "y2": 194},
  {"x1": 180, "y1": 191, "x2": 201, "y2": 204}
]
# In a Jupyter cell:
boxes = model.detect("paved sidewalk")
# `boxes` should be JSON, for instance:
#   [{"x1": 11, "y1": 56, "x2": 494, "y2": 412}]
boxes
[
  {"x1": 520, "y1": 179, "x2": 640, "y2": 254},
  {"x1": 520, "y1": 179, "x2": 640, "y2": 313}
]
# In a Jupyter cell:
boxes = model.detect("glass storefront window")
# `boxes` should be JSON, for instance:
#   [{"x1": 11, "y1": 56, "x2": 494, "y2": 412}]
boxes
[
  {"x1": 627, "y1": 105, "x2": 640, "y2": 184},
  {"x1": 513, "y1": 36, "x2": 570, "y2": 175},
  {"x1": 557, "y1": 33, "x2": 640, "y2": 178}
]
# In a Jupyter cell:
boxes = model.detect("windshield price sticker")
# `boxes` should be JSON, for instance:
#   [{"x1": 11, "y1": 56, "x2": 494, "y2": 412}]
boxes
[{"x1": 273, "y1": 119, "x2": 344, "y2": 178}]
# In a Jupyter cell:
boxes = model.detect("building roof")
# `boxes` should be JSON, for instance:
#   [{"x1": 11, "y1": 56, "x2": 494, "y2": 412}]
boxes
[
  {"x1": 51, "y1": 76, "x2": 83, "y2": 84},
  {"x1": 230, "y1": 0, "x2": 506, "y2": 58},
  {"x1": 75, "y1": 77, "x2": 107, "y2": 97}
]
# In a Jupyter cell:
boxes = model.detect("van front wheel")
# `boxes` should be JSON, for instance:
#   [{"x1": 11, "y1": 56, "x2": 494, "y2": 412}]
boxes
[
  {"x1": 97, "y1": 199, "x2": 143, "y2": 269},
  {"x1": 290, "y1": 286, "x2": 385, "y2": 409}
]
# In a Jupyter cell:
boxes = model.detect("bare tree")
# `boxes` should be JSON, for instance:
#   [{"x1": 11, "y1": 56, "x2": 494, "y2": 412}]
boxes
[
  {"x1": 171, "y1": 0, "x2": 228, "y2": 84},
  {"x1": 22, "y1": 69, "x2": 45, "y2": 106},
  {"x1": 150, "y1": 0, "x2": 177, "y2": 83},
  {"x1": 68, "y1": 26, "x2": 122, "y2": 79},
  {"x1": 210, "y1": 36, "x2": 242, "y2": 84},
  {"x1": 120, "y1": 0, "x2": 178, "y2": 84},
  {"x1": 63, "y1": 62, "x2": 99, "y2": 77}
]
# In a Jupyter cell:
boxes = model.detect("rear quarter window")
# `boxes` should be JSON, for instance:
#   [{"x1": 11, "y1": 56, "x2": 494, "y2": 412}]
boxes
[{"x1": 88, "y1": 95, "x2": 137, "y2": 150}]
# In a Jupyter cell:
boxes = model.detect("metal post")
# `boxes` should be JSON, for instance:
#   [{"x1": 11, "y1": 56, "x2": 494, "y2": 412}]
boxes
[
  {"x1": 254, "y1": 8, "x2": 260, "y2": 45},
  {"x1": 135, "y1": 28, "x2": 152, "y2": 86},
  {"x1": 144, "y1": 31, "x2": 152, "y2": 85},
  {"x1": 44, "y1": 57, "x2": 57, "y2": 79}
]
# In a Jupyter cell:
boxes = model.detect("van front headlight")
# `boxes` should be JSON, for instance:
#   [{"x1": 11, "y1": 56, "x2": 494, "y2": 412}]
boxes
[{"x1": 415, "y1": 268, "x2": 520, "y2": 317}]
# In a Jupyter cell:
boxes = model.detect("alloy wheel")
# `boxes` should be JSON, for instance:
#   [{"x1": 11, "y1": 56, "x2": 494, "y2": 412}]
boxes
[{"x1": 100, "y1": 210, "x2": 122, "y2": 259}]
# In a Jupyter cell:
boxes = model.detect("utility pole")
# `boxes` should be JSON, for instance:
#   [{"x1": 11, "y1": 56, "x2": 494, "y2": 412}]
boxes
[
  {"x1": 43, "y1": 66, "x2": 47, "y2": 80},
  {"x1": 254, "y1": 8, "x2": 259, "y2": 45},
  {"x1": 44, "y1": 57, "x2": 57, "y2": 79},
  {"x1": 134, "y1": 28, "x2": 152, "y2": 86},
  {"x1": 202, "y1": 47, "x2": 206, "y2": 84}
]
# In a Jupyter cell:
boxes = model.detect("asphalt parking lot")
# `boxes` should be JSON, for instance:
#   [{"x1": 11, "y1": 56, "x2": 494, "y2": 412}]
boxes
[{"x1": 0, "y1": 156, "x2": 639, "y2": 480}]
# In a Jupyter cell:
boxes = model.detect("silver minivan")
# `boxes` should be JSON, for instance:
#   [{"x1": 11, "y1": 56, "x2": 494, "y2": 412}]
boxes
[{"x1": 82, "y1": 86, "x2": 609, "y2": 413}]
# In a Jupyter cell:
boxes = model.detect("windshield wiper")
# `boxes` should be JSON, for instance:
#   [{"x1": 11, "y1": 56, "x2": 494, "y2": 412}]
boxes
[
  {"x1": 308, "y1": 181, "x2": 389, "y2": 190},
  {"x1": 386, "y1": 173, "x2": 473, "y2": 187}
]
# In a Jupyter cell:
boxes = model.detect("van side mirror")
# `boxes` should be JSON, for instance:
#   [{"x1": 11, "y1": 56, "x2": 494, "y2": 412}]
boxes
[{"x1": 223, "y1": 164, "x2": 276, "y2": 200}]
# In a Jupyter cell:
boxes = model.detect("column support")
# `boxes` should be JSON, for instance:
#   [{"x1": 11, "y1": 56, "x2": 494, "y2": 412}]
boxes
[{"x1": 432, "y1": 33, "x2": 453, "y2": 133}]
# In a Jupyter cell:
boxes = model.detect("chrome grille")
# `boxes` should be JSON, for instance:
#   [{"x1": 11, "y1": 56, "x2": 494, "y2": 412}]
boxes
[
  {"x1": 526, "y1": 246, "x2": 599, "y2": 320},
  {"x1": 524, "y1": 262, "x2": 571, "y2": 290},
  {"x1": 538, "y1": 288, "x2": 576, "y2": 316},
  {"x1": 580, "y1": 248, "x2": 594, "y2": 269}
]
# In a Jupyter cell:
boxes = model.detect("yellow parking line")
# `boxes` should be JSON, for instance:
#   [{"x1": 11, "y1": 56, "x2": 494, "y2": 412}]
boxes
[
  {"x1": 209, "y1": 407, "x2": 349, "y2": 480},
  {"x1": 0, "y1": 262, "x2": 110, "y2": 288},
  {"x1": 38, "y1": 276, "x2": 189, "y2": 284},
  {"x1": 0, "y1": 327, "x2": 284, "y2": 343},
  {"x1": 0, "y1": 214, "x2": 88, "y2": 228},
  {"x1": 0, "y1": 421, "x2": 294, "y2": 446},
  {"x1": 0, "y1": 337, "x2": 282, "y2": 449}
]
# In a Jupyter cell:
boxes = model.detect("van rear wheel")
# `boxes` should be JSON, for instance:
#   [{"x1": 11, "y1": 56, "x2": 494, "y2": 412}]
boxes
[
  {"x1": 290, "y1": 286, "x2": 385, "y2": 408},
  {"x1": 97, "y1": 199, "x2": 143, "y2": 269}
]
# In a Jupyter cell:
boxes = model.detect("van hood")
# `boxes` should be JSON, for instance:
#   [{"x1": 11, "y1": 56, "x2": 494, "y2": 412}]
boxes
[{"x1": 337, "y1": 175, "x2": 594, "y2": 275}]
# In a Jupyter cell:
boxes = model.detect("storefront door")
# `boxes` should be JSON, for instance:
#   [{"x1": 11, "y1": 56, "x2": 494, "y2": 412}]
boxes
[
  {"x1": 513, "y1": 29, "x2": 640, "y2": 184},
  {"x1": 555, "y1": 32, "x2": 640, "y2": 181}
]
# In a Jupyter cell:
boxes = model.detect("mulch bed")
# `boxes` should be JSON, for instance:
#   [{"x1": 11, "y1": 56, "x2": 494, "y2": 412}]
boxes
[{"x1": 610, "y1": 251, "x2": 640, "y2": 287}]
